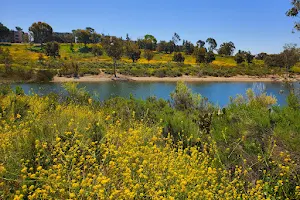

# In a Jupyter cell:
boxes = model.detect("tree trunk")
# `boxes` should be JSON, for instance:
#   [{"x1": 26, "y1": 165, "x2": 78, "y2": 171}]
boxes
[{"x1": 113, "y1": 59, "x2": 117, "y2": 78}]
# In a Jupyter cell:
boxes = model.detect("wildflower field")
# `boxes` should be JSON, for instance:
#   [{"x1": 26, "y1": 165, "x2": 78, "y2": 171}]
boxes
[{"x1": 0, "y1": 82, "x2": 300, "y2": 199}]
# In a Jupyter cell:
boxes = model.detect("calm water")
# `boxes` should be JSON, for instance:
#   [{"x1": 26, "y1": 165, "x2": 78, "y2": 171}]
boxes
[{"x1": 10, "y1": 82, "x2": 300, "y2": 107}]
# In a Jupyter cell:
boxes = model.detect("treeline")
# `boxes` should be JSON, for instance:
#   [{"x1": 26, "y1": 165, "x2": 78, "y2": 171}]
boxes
[{"x1": 1, "y1": 21, "x2": 300, "y2": 76}]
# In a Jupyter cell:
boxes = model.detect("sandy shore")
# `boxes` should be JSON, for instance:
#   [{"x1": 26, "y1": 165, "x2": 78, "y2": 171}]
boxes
[{"x1": 52, "y1": 74, "x2": 300, "y2": 83}]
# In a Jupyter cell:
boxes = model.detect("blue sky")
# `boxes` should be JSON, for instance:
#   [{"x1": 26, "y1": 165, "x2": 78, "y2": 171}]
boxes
[{"x1": 1, "y1": 0, "x2": 299, "y2": 54}]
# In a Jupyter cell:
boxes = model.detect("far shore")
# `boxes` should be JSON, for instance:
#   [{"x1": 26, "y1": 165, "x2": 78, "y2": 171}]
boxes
[{"x1": 52, "y1": 74, "x2": 300, "y2": 83}]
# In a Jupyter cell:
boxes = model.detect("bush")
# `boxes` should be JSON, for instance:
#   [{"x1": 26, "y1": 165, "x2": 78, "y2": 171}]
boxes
[
  {"x1": 32, "y1": 69, "x2": 55, "y2": 82},
  {"x1": 91, "y1": 45, "x2": 103, "y2": 56},
  {"x1": 173, "y1": 52, "x2": 185, "y2": 63},
  {"x1": 45, "y1": 42, "x2": 60, "y2": 58}
]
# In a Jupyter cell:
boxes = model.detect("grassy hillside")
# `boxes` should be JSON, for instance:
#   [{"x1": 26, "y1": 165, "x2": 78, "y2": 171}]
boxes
[
  {"x1": 4, "y1": 43, "x2": 240, "y2": 65},
  {"x1": 0, "y1": 43, "x2": 294, "y2": 82}
]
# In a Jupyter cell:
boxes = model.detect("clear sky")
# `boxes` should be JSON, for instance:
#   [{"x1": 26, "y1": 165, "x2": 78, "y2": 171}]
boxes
[{"x1": 1, "y1": 0, "x2": 299, "y2": 54}]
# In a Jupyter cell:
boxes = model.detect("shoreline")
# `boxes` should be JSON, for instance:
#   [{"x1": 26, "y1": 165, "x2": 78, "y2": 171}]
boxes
[{"x1": 52, "y1": 75, "x2": 300, "y2": 83}]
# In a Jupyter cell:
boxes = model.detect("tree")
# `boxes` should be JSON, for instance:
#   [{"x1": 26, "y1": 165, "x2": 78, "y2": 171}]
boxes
[
  {"x1": 144, "y1": 49, "x2": 154, "y2": 63},
  {"x1": 0, "y1": 47, "x2": 13, "y2": 73},
  {"x1": 138, "y1": 34, "x2": 157, "y2": 50},
  {"x1": 282, "y1": 43, "x2": 300, "y2": 72},
  {"x1": 235, "y1": 50, "x2": 245, "y2": 64},
  {"x1": 167, "y1": 40, "x2": 175, "y2": 54},
  {"x1": 196, "y1": 40, "x2": 205, "y2": 48},
  {"x1": 15, "y1": 26, "x2": 22, "y2": 31},
  {"x1": 0, "y1": 23, "x2": 10, "y2": 41},
  {"x1": 172, "y1": 32, "x2": 181, "y2": 52},
  {"x1": 205, "y1": 51, "x2": 216, "y2": 63},
  {"x1": 245, "y1": 51, "x2": 254, "y2": 63},
  {"x1": 91, "y1": 44, "x2": 103, "y2": 56},
  {"x1": 45, "y1": 42, "x2": 60, "y2": 58},
  {"x1": 256, "y1": 52, "x2": 268, "y2": 60},
  {"x1": 102, "y1": 36, "x2": 124, "y2": 77},
  {"x1": 264, "y1": 54, "x2": 285, "y2": 68},
  {"x1": 206, "y1": 38, "x2": 217, "y2": 52},
  {"x1": 235, "y1": 50, "x2": 254, "y2": 64},
  {"x1": 182, "y1": 40, "x2": 194, "y2": 55},
  {"x1": 74, "y1": 29, "x2": 91, "y2": 47},
  {"x1": 286, "y1": 0, "x2": 300, "y2": 31},
  {"x1": 126, "y1": 41, "x2": 141, "y2": 62},
  {"x1": 29, "y1": 22, "x2": 53, "y2": 47},
  {"x1": 194, "y1": 47, "x2": 207, "y2": 63},
  {"x1": 218, "y1": 42, "x2": 235, "y2": 56},
  {"x1": 157, "y1": 41, "x2": 168, "y2": 53},
  {"x1": 173, "y1": 52, "x2": 185, "y2": 63}
]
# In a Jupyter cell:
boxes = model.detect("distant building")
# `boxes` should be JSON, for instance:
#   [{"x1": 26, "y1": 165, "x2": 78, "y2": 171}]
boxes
[
  {"x1": 12, "y1": 30, "x2": 23, "y2": 43},
  {"x1": 10, "y1": 31, "x2": 29, "y2": 43}
]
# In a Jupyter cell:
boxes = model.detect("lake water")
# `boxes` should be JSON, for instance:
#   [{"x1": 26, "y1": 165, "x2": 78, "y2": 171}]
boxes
[{"x1": 10, "y1": 81, "x2": 300, "y2": 107}]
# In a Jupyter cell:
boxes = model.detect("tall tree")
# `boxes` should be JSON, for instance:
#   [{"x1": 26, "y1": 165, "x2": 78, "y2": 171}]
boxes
[
  {"x1": 282, "y1": 43, "x2": 300, "y2": 72},
  {"x1": 206, "y1": 38, "x2": 217, "y2": 52},
  {"x1": 172, "y1": 32, "x2": 181, "y2": 52},
  {"x1": 196, "y1": 40, "x2": 205, "y2": 48},
  {"x1": 218, "y1": 42, "x2": 236, "y2": 56},
  {"x1": 138, "y1": 34, "x2": 157, "y2": 50},
  {"x1": 182, "y1": 40, "x2": 194, "y2": 55},
  {"x1": 193, "y1": 47, "x2": 207, "y2": 63},
  {"x1": 0, "y1": 23, "x2": 10, "y2": 41},
  {"x1": 29, "y1": 22, "x2": 53, "y2": 47},
  {"x1": 74, "y1": 29, "x2": 91, "y2": 47},
  {"x1": 102, "y1": 36, "x2": 124, "y2": 77},
  {"x1": 157, "y1": 41, "x2": 168, "y2": 53}
]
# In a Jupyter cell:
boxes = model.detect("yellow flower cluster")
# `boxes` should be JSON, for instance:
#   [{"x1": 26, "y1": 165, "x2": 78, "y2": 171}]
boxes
[
  {"x1": 10, "y1": 120, "x2": 288, "y2": 199},
  {"x1": 0, "y1": 94, "x2": 299, "y2": 199}
]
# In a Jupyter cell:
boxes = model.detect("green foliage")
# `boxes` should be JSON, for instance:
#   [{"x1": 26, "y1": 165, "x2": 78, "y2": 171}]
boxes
[
  {"x1": 62, "y1": 82, "x2": 91, "y2": 104},
  {"x1": 45, "y1": 42, "x2": 60, "y2": 58},
  {"x1": 156, "y1": 40, "x2": 175, "y2": 54},
  {"x1": 137, "y1": 34, "x2": 157, "y2": 50},
  {"x1": 102, "y1": 36, "x2": 123, "y2": 61},
  {"x1": 125, "y1": 42, "x2": 141, "y2": 62},
  {"x1": 0, "y1": 22, "x2": 10, "y2": 41},
  {"x1": 70, "y1": 42, "x2": 74, "y2": 52},
  {"x1": 205, "y1": 51, "x2": 216, "y2": 63},
  {"x1": 0, "y1": 47, "x2": 13, "y2": 73},
  {"x1": 182, "y1": 40, "x2": 194, "y2": 55},
  {"x1": 235, "y1": 50, "x2": 245, "y2": 64},
  {"x1": 206, "y1": 38, "x2": 217, "y2": 51},
  {"x1": 173, "y1": 52, "x2": 185, "y2": 63},
  {"x1": 0, "y1": 83, "x2": 300, "y2": 199},
  {"x1": 286, "y1": 0, "x2": 300, "y2": 30},
  {"x1": 256, "y1": 52, "x2": 268, "y2": 60},
  {"x1": 170, "y1": 81, "x2": 201, "y2": 111},
  {"x1": 143, "y1": 49, "x2": 154, "y2": 62},
  {"x1": 29, "y1": 22, "x2": 53, "y2": 45},
  {"x1": 196, "y1": 40, "x2": 205, "y2": 48},
  {"x1": 193, "y1": 47, "x2": 207, "y2": 63},
  {"x1": 218, "y1": 42, "x2": 236, "y2": 56},
  {"x1": 91, "y1": 44, "x2": 103, "y2": 56},
  {"x1": 74, "y1": 27, "x2": 101, "y2": 46}
]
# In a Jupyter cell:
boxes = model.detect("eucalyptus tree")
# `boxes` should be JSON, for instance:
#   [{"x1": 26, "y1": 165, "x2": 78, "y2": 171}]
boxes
[{"x1": 29, "y1": 22, "x2": 53, "y2": 47}]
